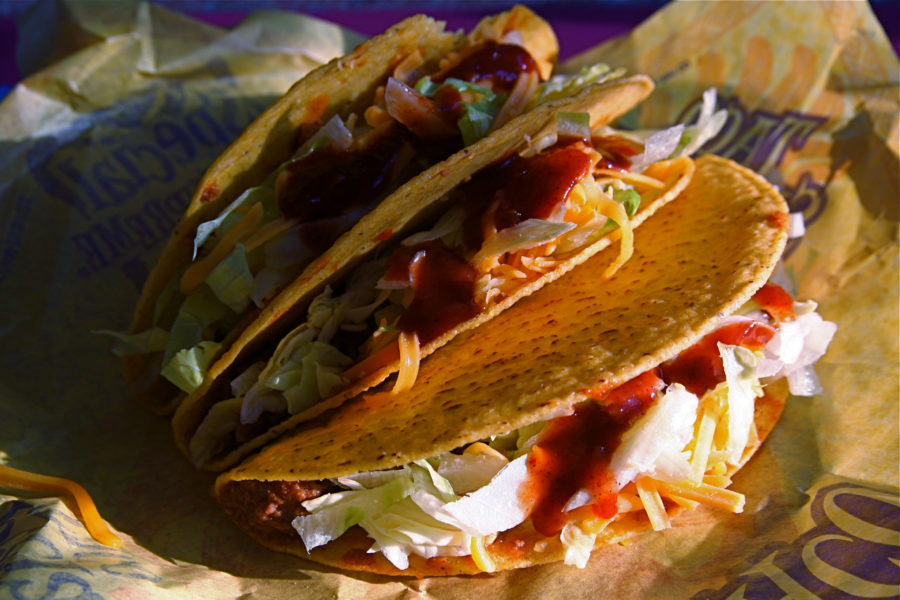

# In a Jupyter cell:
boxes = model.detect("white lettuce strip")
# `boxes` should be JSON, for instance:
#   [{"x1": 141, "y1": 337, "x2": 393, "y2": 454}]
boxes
[
  {"x1": 293, "y1": 456, "x2": 531, "y2": 570},
  {"x1": 757, "y1": 300, "x2": 837, "y2": 396},
  {"x1": 621, "y1": 87, "x2": 727, "y2": 173},
  {"x1": 609, "y1": 383, "x2": 699, "y2": 489}
]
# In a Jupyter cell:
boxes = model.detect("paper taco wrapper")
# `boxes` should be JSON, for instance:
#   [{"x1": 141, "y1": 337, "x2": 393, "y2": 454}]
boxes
[{"x1": 0, "y1": 1, "x2": 896, "y2": 598}]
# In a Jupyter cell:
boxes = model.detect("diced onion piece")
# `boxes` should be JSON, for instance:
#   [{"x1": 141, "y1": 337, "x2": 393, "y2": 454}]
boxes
[
  {"x1": 181, "y1": 202, "x2": 264, "y2": 295},
  {"x1": 470, "y1": 536, "x2": 496, "y2": 573},
  {"x1": 297, "y1": 114, "x2": 353, "y2": 155},
  {"x1": 594, "y1": 169, "x2": 666, "y2": 190},
  {"x1": 491, "y1": 70, "x2": 539, "y2": 132},
  {"x1": 635, "y1": 477, "x2": 670, "y2": 531},
  {"x1": 0, "y1": 465, "x2": 122, "y2": 548},
  {"x1": 788, "y1": 212, "x2": 806, "y2": 238},
  {"x1": 384, "y1": 77, "x2": 457, "y2": 138},
  {"x1": 391, "y1": 331, "x2": 420, "y2": 394},
  {"x1": 653, "y1": 479, "x2": 745, "y2": 513}
]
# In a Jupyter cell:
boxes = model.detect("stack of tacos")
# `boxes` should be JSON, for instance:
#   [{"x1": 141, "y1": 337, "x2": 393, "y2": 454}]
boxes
[
  {"x1": 111, "y1": 5, "x2": 836, "y2": 576},
  {"x1": 214, "y1": 155, "x2": 835, "y2": 575}
]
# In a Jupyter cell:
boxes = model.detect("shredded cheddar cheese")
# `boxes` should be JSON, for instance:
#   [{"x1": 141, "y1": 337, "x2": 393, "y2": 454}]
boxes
[
  {"x1": 181, "y1": 201, "x2": 264, "y2": 295},
  {"x1": 470, "y1": 535, "x2": 497, "y2": 572},
  {"x1": 653, "y1": 480, "x2": 745, "y2": 514},
  {"x1": 635, "y1": 477, "x2": 671, "y2": 531},
  {"x1": 588, "y1": 186, "x2": 633, "y2": 278},
  {"x1": 464, "y1": 441, "x2": 509, "y2": 462},
  {"x1": 0, "y1": 465, "x2": 122, "y2": 548},
  {"x1": 594, "y1": 169, "x2": 666, "y2": 190},
  {"x1": 392, "y1": 331, "x2": 420, "y2": 394},
  {"x1": 689, "y1": 409, "x2": 717, "y2": 483}
]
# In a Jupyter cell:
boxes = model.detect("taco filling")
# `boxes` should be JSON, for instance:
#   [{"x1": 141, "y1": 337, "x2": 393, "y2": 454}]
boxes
[
  {"x1": 216, "y1": 283, "x2": 835, "y2": 572},
  {"x1": 105, "y1": 17, "x2": 617, "y2": 397},
  {"x1": 188, "y1": 94, "x2": 726, "y2": 468}
]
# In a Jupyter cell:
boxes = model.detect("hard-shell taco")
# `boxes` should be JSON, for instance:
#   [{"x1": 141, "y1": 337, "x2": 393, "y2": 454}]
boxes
[
  {"x1": 109, "y1": 6, "x2": 587, "y2": 414},
  {"x1": 173, "y1": 78, "x2": 724, "y2": 471},
  {"x1": 213, "y1": 155, "x2": 836, "y2": 575}
]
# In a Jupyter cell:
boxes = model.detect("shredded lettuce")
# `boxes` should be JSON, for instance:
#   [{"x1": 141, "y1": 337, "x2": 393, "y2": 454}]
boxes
[
  {"x1": 678, "y1": 88, "x2": 728, "y2": 158},
  {"x1": 532, "y1": 63, "x2": 625, "y2": 106},
  {"x1": 757, "y1": 301, "x2": 837, "y2": 396},
  {"x1": 436, "y1": 452, "x2": 508, "y2": 494},
  {"x1": 473, "y1": 219, "x2": 575, "y2": 263},
  {"x1": 719, "y1": 343, "x2": 761, "y2": 465},
  {"x1": 556, "y1": 111, "x2": 591, "y2": 142},
  {"x1": 609, "y1": 383, "x2": 699, "y2": 489},
  {"x1": 160, "y1": 340, "x2": 221, "y2": 393},
  {"x1": 161, "y1": 286, "x2": 228, "y2": 369},
  {"x1": 627, "y1": 87, "x2": 728, "y2": 172},
  {"x1": 294, "y1": 471, "x2": 414, "y2": 552},
  {"x1": 293, "y1": 453, "x2": 530, "y2": 570},
  {"x1": 94, "y1": 327, "x2": 169, "y2": 357},
  {"x1": 192, "y1": 186, "x2": 274, "y2": 260},
  {"x1": 188, "y1": 397, "x2": 242, "y2": 466},
  {"x1": 614, "y1": 188, "x2": 641, "y2": 217},
  {"x1": 401, "y1": 205, "x2": 467, "y2": 249},
  {"x1": 205, "y1": 243, "x2": 254, "y2": 314},
  {"x1": 414, "y1": 76, "x2": 507, "y2": 146}
]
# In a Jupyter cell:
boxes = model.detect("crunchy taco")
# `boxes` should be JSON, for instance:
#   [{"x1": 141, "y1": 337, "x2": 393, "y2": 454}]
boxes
[
  {"x1": 213, "y1": 155, "x2": 836, "y2": 575},
  {"x1": 106, "y1": 5, "x2": 599, "y2": 414},
  {"x1": 172, "y1": 79, "x2": 729, "y2": 472}
]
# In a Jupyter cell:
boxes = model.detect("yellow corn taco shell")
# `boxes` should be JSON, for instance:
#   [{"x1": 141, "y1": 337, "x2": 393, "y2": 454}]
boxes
[
  {"x1": 122, "y1": 5, "x2": 560, "y2": 415},
  {"x1": 174, "y1": 75, "x2": 678, "y2": 472},
  {"x1": 213, "y1": 155, "x2": 791, "y2": 575}
]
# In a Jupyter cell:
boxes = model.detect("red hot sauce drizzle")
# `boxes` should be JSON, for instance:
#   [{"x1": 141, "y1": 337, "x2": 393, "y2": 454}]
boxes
[
  {"x1": 523, "y1": 370, "x2": 664, "y2": 537},
  {"x1": 435, "y1": 42, "x2": 538, "y2": 93},
  {"x1": 381, "y1": 144, "x2": 593, "y2": 346},
  {"x1": 411, "y1": 42, "x2": 540, "y2": 139},
  {"x1": 752, "y1": 282, "x2": 795, "y2": 322},
  {"x1": 382, "y1": 241, "x2": 479, "y2": 345},
  {"x1": 523, "y1": 297, "x2": 791, "y2": 535},
  {"x1": 591, "y1": 134, "x2": 643, "y2": 172},
  {"x1": 461, "y1": 145, "x2": 594, "y2": 250},
  {"x1": 660, "y1": 320, "x2": 776, "y2": 397},
  {"x1": 275, "y1": 128, "x2": 417, "y2": 253}
]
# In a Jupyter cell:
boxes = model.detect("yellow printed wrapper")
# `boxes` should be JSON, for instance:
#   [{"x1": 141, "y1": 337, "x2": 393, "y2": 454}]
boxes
[{"x1": 0, "y1": 1, "x2": 897, "y2": 598}]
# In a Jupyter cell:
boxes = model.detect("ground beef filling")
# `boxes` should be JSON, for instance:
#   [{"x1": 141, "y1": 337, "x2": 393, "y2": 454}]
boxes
[{"x1": 219, "y1": 479, "x2": 338, "y2": 543}]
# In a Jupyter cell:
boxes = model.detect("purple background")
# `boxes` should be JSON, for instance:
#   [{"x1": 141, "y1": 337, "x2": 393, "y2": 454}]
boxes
[{"x1": 0, "y1": 0, "x2": 895, "y2": 100}]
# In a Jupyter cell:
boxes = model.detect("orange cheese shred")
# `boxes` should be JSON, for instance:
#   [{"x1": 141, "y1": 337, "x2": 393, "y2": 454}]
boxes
[
  {"x1": 635, "y1": 477, "x2": 670, "y2": 531},
  {"x1": 653, "y1": 479, "x2": 746, "y2": 514},
  {"x1": 0, "y1": 464, "x2": 122, "y2": 548},
  {"x1": 591, "y1": 188, "x2": 633, "y2": 278},
  {"x1": 470, "y1": 536, "x2": 496, "y2": 573},
  {"x1": 594, "y1": 169, "x2": 666, "y2": 190},
  {"x1": 341, "y1": 337, "x2": 400, "y2": 383},
  {"x1": 180, "y1": 201, "x2": 264, "y2": 295},
  {"x1": 392, "y1": 331, "x2": 420, "y2": 394}
]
